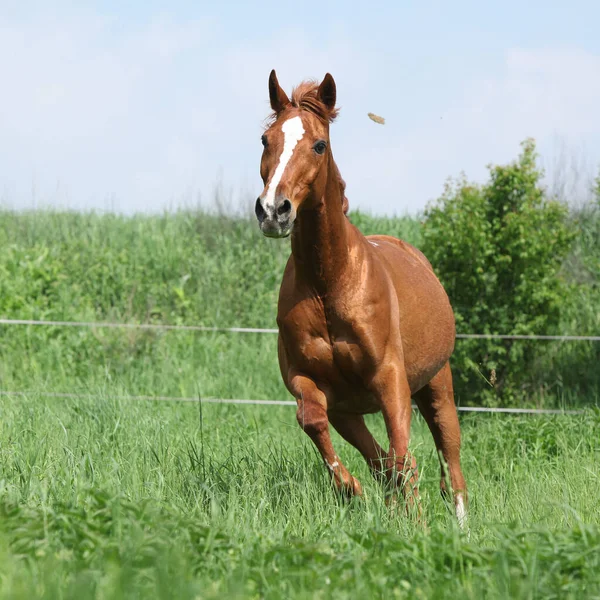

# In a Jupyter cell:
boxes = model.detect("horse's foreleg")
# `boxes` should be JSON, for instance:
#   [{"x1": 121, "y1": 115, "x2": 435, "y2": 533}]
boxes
[
  {"x1": 291, "y1": 374, "x2": 362, "y2": 498},
  {"x1": 329, "y1": 412, "x2": 386, "y2": 482},
  {"x1": 371, "y1": 362, "x2": 420, "y2": 512}
]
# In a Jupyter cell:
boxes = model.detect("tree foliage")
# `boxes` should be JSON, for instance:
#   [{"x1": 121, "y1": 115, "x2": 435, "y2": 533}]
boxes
[{"x1": 422, "y1": 139, "x2": 576, "y2": 405}]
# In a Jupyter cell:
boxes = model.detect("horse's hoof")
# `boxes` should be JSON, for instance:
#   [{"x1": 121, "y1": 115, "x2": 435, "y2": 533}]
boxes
[
  {"x1": 349, "y1": 477, "x2": 363, "y2": 497},
  {"x1": 335, "y1": 475, "x2": 363, "y2": 500}
]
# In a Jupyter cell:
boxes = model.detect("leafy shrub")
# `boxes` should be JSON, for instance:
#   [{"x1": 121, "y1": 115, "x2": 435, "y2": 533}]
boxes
[{"x1": 422, "y1": 139, "x2": 576, "y2": 405}]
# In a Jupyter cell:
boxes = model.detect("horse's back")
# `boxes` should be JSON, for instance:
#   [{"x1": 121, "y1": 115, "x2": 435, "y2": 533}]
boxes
[
  {"x1": 365, "y1": 233, "x2": 456, "y2": 391},
  {"x1": 366, "y1": 234, "x2": 434, "y2": 271}
]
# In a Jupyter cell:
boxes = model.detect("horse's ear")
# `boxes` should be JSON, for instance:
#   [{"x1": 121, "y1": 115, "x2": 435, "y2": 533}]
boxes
[
  {"x1": 317, "y1": 73, "x2": 336, "y2": 112},
  {"x1": 269, "y1": 69, "x2": 290, "y2": 114}
]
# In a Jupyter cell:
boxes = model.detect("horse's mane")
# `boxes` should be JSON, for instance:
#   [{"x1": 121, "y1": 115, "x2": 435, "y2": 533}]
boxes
[{"x1": 332, "y1": 160, "x2": 350, "y2": 216}]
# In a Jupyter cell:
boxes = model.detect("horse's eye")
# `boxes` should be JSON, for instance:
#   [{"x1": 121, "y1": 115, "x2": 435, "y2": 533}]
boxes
[
  {"x1": 261, "y1": 135, "x2": 268, "y2": 147},
  {"x1": 313, "y1": 140, "x2": 327, "y2": 155}
]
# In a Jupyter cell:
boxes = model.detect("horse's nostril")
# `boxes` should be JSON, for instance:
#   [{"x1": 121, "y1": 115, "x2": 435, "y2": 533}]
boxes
[
  {"x1": 255, "y1": 198, "x2": 267, "y2": 222},
  {"x1": 277, "y1": 199, "x2": 292, "y2": 217}
]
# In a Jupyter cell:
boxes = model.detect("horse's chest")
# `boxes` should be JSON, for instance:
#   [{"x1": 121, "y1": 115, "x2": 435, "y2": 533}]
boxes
[
  {"x1": 288, "y1": 336, "x2": 364, "y2": 385},
  {"x1": 280, "y1": 311, "x2": 366, "y2": 382},
  {"x1": 295, "y1": 333, "x2": 332, "y2": 364},
  {"x1": 330, "y1": 334, "x2": 366, "y2": 375}
]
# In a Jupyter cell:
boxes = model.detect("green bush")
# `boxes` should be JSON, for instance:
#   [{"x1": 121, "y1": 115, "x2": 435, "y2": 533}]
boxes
[
  {"x1": 583, "y1": 171, "x2": 600, "y2": 280},
  {"x1": 549, "y1": 171, "x2": 600, "y2": 398},
  {"x1": 422, "y1": 139, "x2": 576, "y2": 406}
]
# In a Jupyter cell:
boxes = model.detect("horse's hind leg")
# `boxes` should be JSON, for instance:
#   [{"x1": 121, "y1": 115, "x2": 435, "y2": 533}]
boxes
[
  {"x1": 292, "y1": 374, "x2": 362, "y2": 498},
  {"x1": 413, "y1": 361, "x2": 467, "y2": 527}
]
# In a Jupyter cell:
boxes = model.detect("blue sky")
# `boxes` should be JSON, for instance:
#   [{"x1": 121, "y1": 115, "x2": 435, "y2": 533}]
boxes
[{"x1": 1, "y1": 1, "x2": 599, "y2": 215}]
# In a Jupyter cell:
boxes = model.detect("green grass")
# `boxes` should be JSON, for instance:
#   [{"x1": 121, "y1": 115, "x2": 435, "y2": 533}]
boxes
[
  {"x1": 0, "y1": 207, "x2": 598, "y2": 408},
  {"x1": 0, "y1": 207, "x2": 599, "y2": 597},
  {"x1": 1, "y1": 391, "x2": 599, "y2": 598}
]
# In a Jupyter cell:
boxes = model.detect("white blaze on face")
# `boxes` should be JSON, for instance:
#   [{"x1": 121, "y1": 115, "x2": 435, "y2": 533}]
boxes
[{"x1": 263, "y1": 115, "x2": 305, "y2": 210}]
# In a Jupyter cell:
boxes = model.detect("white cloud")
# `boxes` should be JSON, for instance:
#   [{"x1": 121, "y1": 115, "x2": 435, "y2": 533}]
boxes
[
  {"x1": 360, "y1": 46, "x2": 600, "y2": 214},
  {"x1": 0, "y1": 11, "x2": 598, "y2": 216},
  {"x1": 0, "y1": 13, "x2": 218, "y2": 211},
  {"x1": 464, "y1": 47, "x2": 600, "y2": 143}
]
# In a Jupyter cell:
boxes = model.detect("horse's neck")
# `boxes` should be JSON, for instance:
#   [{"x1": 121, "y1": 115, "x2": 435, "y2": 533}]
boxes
[{"x1": 291, "y1": 160, "x2": 358, "y2": 294}]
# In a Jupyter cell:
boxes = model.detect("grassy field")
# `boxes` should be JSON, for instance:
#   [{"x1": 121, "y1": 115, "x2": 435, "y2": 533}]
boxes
[
  {"x1": 0, "y1": 208, "x2": 597, "y2": 408},
  {"x1": 1, "y1": 390, "x2": 599, "y2": 599},
  {"x1": 0, "y1": 208, "x2": 599, "y2": 598}
]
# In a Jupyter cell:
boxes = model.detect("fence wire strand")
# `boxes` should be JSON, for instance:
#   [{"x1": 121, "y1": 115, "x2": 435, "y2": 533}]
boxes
[
  {"x1": 0, "y1": 317, "x2": 595, "y2": 415},
  {"x1": 0, "y1": 390, "x2": 586, "y2": 415},
  {"x1": 0, "y1": 318, "x2": 599, "y2": 341}
]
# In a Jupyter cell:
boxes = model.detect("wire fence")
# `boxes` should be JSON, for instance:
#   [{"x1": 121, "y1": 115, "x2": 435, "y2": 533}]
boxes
[
  {"x1": 0, "y1": 317, "x2": 596, "y2": 416},
  {"x1": 0, "y1": 391, "x2": 586, "y2": 415},
  {"x1": 0, "y1": 318, "x2": 599, "y2": 341}
]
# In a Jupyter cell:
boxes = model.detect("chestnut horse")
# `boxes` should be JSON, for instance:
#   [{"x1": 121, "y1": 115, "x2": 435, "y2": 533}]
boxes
[{"x1": 254, "y1": 70, "x2": 467, "y2": 525}]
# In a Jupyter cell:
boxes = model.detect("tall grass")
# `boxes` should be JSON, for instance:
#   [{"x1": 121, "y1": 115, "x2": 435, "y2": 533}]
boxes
[
  {"x1": 0, "y1": 207, "x2": 597, "y2": 407},
  {"x1": 1, "y1": 391, "x2": 599, "y2": 598},
  {"x1": 0, "y1": 207, "x2": 599, "y2": 597}
]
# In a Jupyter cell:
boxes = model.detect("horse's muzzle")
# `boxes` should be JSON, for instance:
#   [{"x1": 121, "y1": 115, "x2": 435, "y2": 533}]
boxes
[{"x1": 255, "y1": 197, "x2": 294, "y2": 238}]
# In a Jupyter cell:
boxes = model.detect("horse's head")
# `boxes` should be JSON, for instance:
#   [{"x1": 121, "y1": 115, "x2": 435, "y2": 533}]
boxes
[{"x1": 255, "y1": 70, "x2": 341, "y2": 238}]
